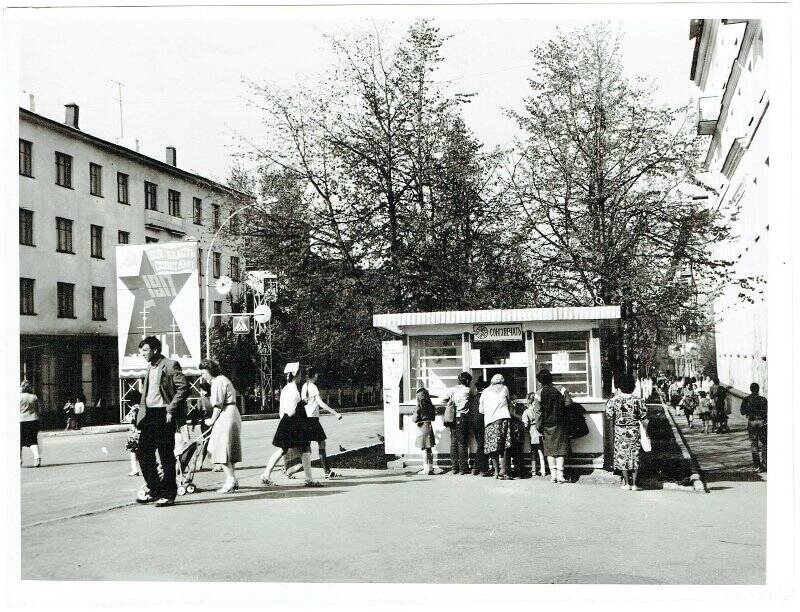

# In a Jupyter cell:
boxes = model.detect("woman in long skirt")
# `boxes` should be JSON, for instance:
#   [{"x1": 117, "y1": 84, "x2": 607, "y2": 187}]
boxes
[
  {"x1": 260, "y1": 363, "x2": 322, "y2": 488},
  {"x1": 200, "y1": 358, "x2": 242, "y2": 493},
  {"x1": 536, "y1": 369, "x2": 570, "y2": 483}
]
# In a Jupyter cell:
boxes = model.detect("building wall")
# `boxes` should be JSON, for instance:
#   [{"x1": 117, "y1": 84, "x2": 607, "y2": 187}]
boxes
[{"x1": 691, "y1": 19, "x2": 768, "y2": 397}]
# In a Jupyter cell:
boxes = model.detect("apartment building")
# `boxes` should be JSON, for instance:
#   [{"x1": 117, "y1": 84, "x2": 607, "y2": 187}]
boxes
[
  {"x1": 689, "y1": 19, "x2": 768, "y2": 403},
  {"x1": 19, "y1": 104, "x2": 251, "y2": 422}
]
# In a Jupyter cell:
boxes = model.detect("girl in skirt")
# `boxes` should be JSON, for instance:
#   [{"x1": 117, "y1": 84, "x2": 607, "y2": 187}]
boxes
[
  {"x1": 680, "y1": 383, "x2": 698, "y2": 428},
  {"x1": 413, "y1": 387, "x2": 438, "y2": 475},
  {"x1": 697, "y1": 391, "x2": 713, "y2": 434}
]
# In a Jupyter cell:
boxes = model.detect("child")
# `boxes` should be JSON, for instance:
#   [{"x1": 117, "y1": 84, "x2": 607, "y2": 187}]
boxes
[
  {"x1": 680, "y1": 384, "x2": 698, "y2": 428},
  {"x1": 697, "y1": 390, "x2": 713, "y2": 434},
  {"x1": 521, "y1": 392, "x2": 547, "y2": 477},
  {"x1": 412, "y1": 387, "x2": 438, "y2": 475}
]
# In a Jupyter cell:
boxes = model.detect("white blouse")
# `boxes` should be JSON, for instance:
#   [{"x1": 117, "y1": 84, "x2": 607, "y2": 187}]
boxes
[{"x1": 279, "y1": 381, "x2": 301, "y2": 417}]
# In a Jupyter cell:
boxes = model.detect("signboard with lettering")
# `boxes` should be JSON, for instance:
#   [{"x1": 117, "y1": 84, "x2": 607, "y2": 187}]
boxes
[
  {"x1": 472, "y1": 324, "x2": 523, "y2": 342},
  {"x1": 551, "y1": 351, "x2": 570, "y2": 374},
  {"x1": 116, "y1": 242, "x2": 200, "y2": 376}
]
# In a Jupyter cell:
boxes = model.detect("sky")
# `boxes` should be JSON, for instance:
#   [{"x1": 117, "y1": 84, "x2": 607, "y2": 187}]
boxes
[{"x1": 10, "y1": 5, "x2": 696, "y2": 186}]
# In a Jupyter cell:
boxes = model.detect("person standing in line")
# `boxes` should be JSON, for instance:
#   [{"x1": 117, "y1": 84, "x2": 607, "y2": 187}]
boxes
[
  {"x1": 135, "y1": 336, "x2": 189, "y2": 507},
  {"x1": 522, "y1": 392, "x2": 547, "y2": 477},
  {"x1": 261, "y1": 363, "x2": 322, "y2": 487},
  {"x1": 740, "y1": 382, "x2": 768, "y2": 471},
  {"x1": 73, "y1": 394, "x2": 86, "y2": 430},
  {"x1": 412, "y1": 387, "x2": 439, "y2": 476},
  {"x1": 466, "y1": 377, "x2": 490, "y2": 476},
  {"x1": 284, "y1": 367, "x2": 343, "y2": 480},
  {"x1": 605, "y1": 372, "x2": 648, "y2": 491},
  {"x1": 200, "y1": 358, "x2": 242, "y2": 493},
  {"x1": 535, "y1": 369, "x2": 570, "y2": 484},
  {"x1": 20, "y1": 381, "x2": 42, "y2": 467},
  {"x1": 479, "y1": 374, "x2": 514, "y2": 480},
  {"x1": 443, "y1": 371, "x2": 474, "y2": 475}
]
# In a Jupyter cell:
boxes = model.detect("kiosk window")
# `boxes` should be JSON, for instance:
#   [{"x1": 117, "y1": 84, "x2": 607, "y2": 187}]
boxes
[
  {"x1": 534, "y1": 331, "x2": 591, "y2": 396},
  {"x1": 410, "y1": 335, "x2": 462, "y2": 398}
]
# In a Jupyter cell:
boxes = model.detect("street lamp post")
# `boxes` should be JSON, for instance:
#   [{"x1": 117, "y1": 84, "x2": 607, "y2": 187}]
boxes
[{"x1": 204, "y1": 202, "x2": 263, "y2": 360}]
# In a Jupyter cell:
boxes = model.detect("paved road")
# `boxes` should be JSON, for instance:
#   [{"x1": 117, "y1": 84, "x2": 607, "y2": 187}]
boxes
[{"x1": 20, "y1": 412, "x2": 384, "y2": 526}]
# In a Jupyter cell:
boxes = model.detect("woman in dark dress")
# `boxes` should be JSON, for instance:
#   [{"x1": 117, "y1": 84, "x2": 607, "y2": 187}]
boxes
[{"x1": 535, "y1": 369, "x2": 570, "y2": 483}]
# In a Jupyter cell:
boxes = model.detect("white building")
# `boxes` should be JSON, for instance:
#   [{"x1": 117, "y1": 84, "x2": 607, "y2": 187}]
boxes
[
  {"x1": 689, "y1": 19, "x2": 768, "y2": 403},
  {"x1": 19, "y1": 104, "x2": 250, "y2": 423}
]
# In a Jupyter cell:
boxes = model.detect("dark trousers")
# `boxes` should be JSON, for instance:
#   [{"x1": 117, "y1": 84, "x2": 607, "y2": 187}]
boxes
[
  {"x1": 748, "y1": 419, "x2": 767, "y2": 469},
  {"x1": 466, "y1": 412, "x2": 487, "y2": 473},
  {"x1": 450, "y1": 417, "x2": 469, "y2": 472},
  {"x1": 136, "y1": 409, "x2": 177, "y2": 500}
]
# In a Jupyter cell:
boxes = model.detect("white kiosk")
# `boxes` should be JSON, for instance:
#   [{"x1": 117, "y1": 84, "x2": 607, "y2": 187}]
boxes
[{"x1": 374, "y1": 306, "x2": 621, "y2": 470}]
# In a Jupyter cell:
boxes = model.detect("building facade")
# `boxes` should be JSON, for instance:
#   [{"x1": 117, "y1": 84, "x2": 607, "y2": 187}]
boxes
[
  {"x1": 689, "y1": 19, "x2": 768, "y2": 403},
  {"x1": 19, "y1": 105, "x2": 250, "y2": 424}
]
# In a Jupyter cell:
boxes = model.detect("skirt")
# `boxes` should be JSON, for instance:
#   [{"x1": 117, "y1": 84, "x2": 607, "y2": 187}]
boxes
[
  {"x1": 273, "y1": 411, "x2": 311, "y2": 451},
  {"x1": 304, "y1": 416, "x2": 327, "y2": 442},
  {"x1": 208, "y1": 406, "x2": 242, "y2": 464},
  {"x1": 20, "y1": 420, "x2": 39, "y2": 448},
  {"x1": 541, "y1": 424, "x2": 570, "y2": 457},
  {"x1": 415, "y1": 421, "x2": 436, "y2": 449},
  {"x1": 613, "y1": 424, "x2": 642, "y2": 470},
  {"x1": 484, "y1": 418, "x2": 512, "y2": 454}
]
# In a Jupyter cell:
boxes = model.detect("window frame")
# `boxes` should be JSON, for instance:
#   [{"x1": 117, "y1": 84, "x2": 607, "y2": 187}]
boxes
[
  {"x1": 55, "y1": 217, "x2": 74, "y2": 254},
  {"x1": 193, "y1": 197, "x2": 203, "y2": 225},
  {"x1": 198, "y1": 248, "x2": 204, "y2": 276},
  {"x1": 212, "y1": 252, "x2": 221, "y2": 278},
  {"x1": 144, "y1": 181, "x2": 158, "y2": 211},
  {"x1": 90, "y1": 224, "x2": 104, "y2": 259},
  {"x1": 118, "y1": 230, "x2": 130, "y2": 244},
  {"x1": 19, "y1": 139, "x2": 33, "y2": 177},
  {"x1": 57, "y1": 282, "x2": 76, "y2": 318},
  {"x1": 230, "y1": 256, "x2": 240, "y2": 281},
  {"x1": 89, "y1": 162, "x2": 103, "y2": 197},
  {"x1": 20, "y1": 278, "x2": 35, "y2": 315},
  {"x1": 19, "y1": 208, "x2": 34, "y2": 246},
  {"x1": 117, "y1": 172, "x2": 129, "y2": 204},
  {"x1": 213, "y1": 300, "x2": 222, "y2": 328},
  {"x1": 91, "y1": 286, "x2": 106, "y2": 321},
  {"x1": 168, "y1": 189, "x2": 181, "y2": 217},
  {"x1": 212, "y1": 203, "x2": 220, "y2": 230},
  {"x1": 55, "y1": 152, "x2": 73, "y2": 188}
]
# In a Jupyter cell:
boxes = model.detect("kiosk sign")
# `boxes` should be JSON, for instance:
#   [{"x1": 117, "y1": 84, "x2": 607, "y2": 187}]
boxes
[
  {"x1": 473, "y1": 324, "x2": 523, "y2": 342},
  {"x1": 116, "y1": 242, "x2": 201, "y2": 375}
]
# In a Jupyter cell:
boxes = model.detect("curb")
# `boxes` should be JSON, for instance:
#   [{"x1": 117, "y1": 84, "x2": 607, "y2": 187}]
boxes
[{"x1": 661, "y1": 403, "x2": 707, "y2": 493}]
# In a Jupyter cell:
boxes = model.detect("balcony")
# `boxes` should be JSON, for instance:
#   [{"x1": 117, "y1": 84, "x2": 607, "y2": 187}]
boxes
[
  {"x1": 697, "y1": 95, "x2": 721, "y2": 135},
  {"x1": 145, "y1": 208, "x2": 187, "y2": 237}
]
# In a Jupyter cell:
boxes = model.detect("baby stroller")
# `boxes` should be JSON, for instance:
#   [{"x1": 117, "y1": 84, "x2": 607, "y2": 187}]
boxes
[{"x1": 175, "y1": 419, "x2": 213, "y2": 496}]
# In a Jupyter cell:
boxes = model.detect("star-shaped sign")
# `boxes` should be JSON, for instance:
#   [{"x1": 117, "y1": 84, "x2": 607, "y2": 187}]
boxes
[{"x1": 121, "y1": 250, "x2": 192, "y2": 358}]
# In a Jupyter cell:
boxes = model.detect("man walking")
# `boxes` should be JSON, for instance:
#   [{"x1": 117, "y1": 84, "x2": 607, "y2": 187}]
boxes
[
  {"x1": 740, "y1": 382, "x2": 768, "y2": 472},
  {"x1": 136, "y1": 336, "x2": 188, "y2": 507}
]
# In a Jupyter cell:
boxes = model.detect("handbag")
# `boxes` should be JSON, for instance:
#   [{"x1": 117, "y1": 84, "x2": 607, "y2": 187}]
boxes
[
  {"x1": 443, "y1": 400, "x2": 456, "y2": 427},
  {"x1": 639, "y1": 421, "x2": 652, "y2": 452},
  {"x1": 569, "y1": 403, "x2": 590, "y2": 439}
]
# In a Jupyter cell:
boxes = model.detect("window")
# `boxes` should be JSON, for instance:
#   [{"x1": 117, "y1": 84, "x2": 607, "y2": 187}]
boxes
[
  {"x1": 91, "y1": 286, "x2": 105, "y2": 320},
  {"x1": 213, "y1": 300, "x2": 222, "y2": 328},
  {"x1": 168, "y1": 189, "x2": 181, "y2": 217},
  {"x1": 144, "y1": 181, "x2": 158, "y2": 210},
  {"x1": 193, "y1": 197, "x2": 202, "y2": 225},
  {"x1": 145, "y1": 237, "x2": 159, "y2": 244},
  {"x1": 89, "y1": 163, "x2": 103, "y2": 196},
  {"x1": 55, "y1": 152, "x2": 72, "y2": 188},
  {"x1": 534, "y1": 331, "x2": 592, "y2": 396},
  {"x1": 212, "y1": 203, "x2": 220, "y2": 230},
  {"x1": 19, "y1": 139, "x2": 32, "y2": 177},
  {"x1": 409, "y1": 335, "x2": 463, "y2": 398},
  {"x1": 117, "y1": 172, "x2": 129, "y2": 204},
  {"x1": 56, "y1": 217, "x2": 74, "y2": 253},
  {"x1": 57, "y1": 282, "x2": 75, "y2": 318},
  {"x1": 199, "y1": 299, "x2": 204, "y2": 325},
  {"x1": 230, "y1": 256, "x2": 240, "y2": 281},
  {"x1": 229, "y1": 214, "x2": 239, "y2": 234},
  {"x1": 212, "y1": 252, "x2": 221, "y2": 278},
  {"x1": 118, "y1": 230, "x2": 129, "y2": 244},
  {"x1": 90, "y1": 225, "x2": 103, "y2": 258},
  {"x1": 20, "y1": 278, "x2": 35, "y2": 315},
  {"x1": 19, "y1": 209, "x2": 34, "y2": 246},
  {"x1": 198, "y1": 248, "x2": 203, "y2": 276}
]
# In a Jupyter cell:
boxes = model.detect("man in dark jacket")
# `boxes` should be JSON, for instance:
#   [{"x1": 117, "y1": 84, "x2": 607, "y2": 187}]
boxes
[
  {"x1": 136, "y1": 336, "x2": 188, "y2": 506},
  {"x1": 740, "y1": 382, "x2": 768, "y2": 471}
]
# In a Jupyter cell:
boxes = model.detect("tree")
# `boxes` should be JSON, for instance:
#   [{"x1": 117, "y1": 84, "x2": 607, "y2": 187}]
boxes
[{"x1": 506, "y1": 23, "x2": 740, "y2": 393}]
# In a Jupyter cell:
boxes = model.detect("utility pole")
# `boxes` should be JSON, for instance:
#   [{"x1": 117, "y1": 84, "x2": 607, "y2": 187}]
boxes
[{"x1": 111, "y1": 80, "x2": 124, "y2": 141}]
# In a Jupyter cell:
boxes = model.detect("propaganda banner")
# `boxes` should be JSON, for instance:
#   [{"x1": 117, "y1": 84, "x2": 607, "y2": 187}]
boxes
[{"x1": 116, "y1": 242, "x2": 201, "y2": 377}]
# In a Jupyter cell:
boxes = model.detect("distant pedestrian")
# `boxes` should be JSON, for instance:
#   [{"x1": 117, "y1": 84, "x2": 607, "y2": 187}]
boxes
[
  {"x1": 697, "y1": 391, "x2": 713, "y2": 434},
  {"x1": 74, "y1": 394, "x2": 86, "y2": 430},
  {"x1": 200, "y1": 358, "x2": 242, "y2": 493},
  {"x1": 521, "y1": 392, "x2": 547, "y2": 477},
  {"x1": 479, "y1": 374, "x2": 514, "y2": 480},
  {"x1": 413, "y1": 387, "x2": 438, "y2": 475},
  {"x1": 740, "y1": 383, "x2": 767, "y2": 471},
  {"x1": 668, "y1": 379, "x2": 682, "y2": 413},
  {"x1": 20, "y1": 381, "x2": 42, "y2": 467},
  {"x1": 63, "y1": 398, "x2": 76, "y2": 430},
  {"x1": 443, "y1": 371, "x2": 474, "y2": 475},
  {"x1": 535, "y1": 369, "x2": 570, "y2": 484},
  {"x1": 261, "y1": 363, "x2": 322, "y2": 487},
  {"x1": 709, "y1": 378, "x2": 730, "y2": 433},
  {"x1": 605, "y1": 372, "x2": 648, "y2": 491},
  {"x1": 680, "y1": 383, "x2": 698, "y2": 428}
]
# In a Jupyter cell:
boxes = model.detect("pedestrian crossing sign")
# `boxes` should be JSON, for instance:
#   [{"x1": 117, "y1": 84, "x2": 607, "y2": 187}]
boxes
[{"x1": 232, "y1": 315, "x2": 250, "y2": 335}]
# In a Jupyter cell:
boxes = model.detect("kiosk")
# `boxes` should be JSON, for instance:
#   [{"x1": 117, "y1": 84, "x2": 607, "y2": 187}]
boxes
[{"x1": 374, "y1": 306, "x2": 621, "y2": 470}]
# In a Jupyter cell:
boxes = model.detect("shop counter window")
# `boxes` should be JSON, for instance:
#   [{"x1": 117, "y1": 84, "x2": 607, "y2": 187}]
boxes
[
  {"x1": 409, "y1": 335, "x2": 462, "y2": 398},
  {"x1": 534, "y1": 331, "x2": 591, "y2": 396}
]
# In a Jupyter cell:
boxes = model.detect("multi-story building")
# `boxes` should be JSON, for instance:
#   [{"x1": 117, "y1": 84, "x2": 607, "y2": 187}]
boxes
[
  {"x1": 689, "y1": 19, "x2": 768, "y2": 405},
  {"x1": 19, "y1": 104, "x2": 251, "y2": 423}
]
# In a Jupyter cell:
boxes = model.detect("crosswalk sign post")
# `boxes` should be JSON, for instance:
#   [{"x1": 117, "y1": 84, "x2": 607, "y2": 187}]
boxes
[{"x1": 232, "y1": 315, "x2": 251, "y2": 335}]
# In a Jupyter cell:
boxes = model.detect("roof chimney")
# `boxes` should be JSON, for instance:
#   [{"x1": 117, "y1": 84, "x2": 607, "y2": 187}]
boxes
[
  {"x1": 65, "y1": 103, "x2": 79, "y2": 129},
  {"x1": 166, "y1": 146, "x2": 177, "y2": 166},
  {"x1": 29, "y1": 94, "x2": 35, "y2": 113}
]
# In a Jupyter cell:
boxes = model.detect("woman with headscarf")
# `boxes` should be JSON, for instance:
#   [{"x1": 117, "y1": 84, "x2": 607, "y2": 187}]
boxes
[
  {"x1": 535, "y1": 369, "x2": 570, "y2": 483},
  {"x1": 478, "y1": 374, "x2": 514, "y2": 480}
]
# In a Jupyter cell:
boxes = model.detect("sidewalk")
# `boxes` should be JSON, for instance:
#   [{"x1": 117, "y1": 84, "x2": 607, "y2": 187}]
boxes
[{"x1": 667, "y1": 405, "x2": 765, "y2": 483}]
